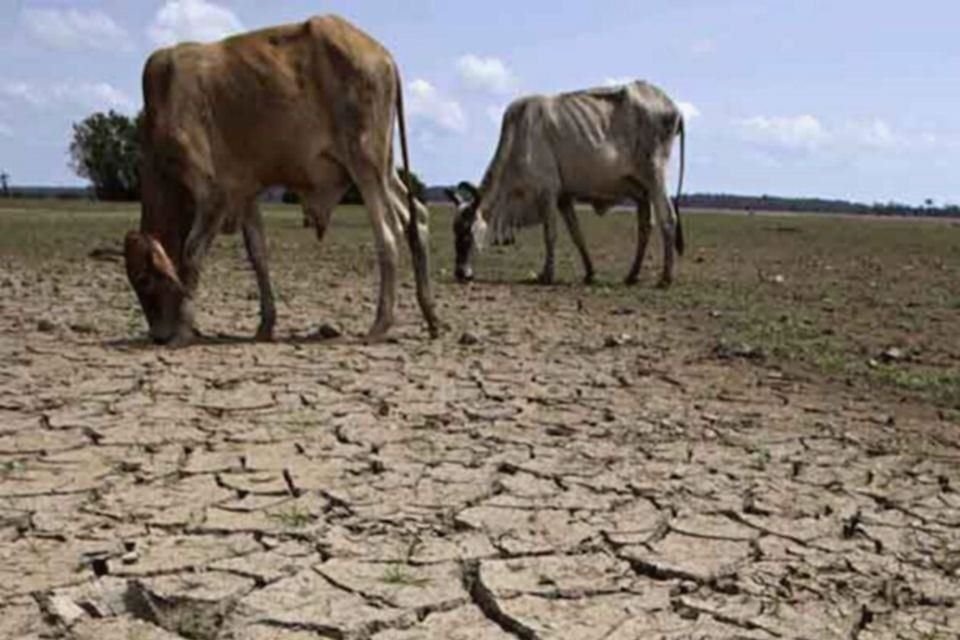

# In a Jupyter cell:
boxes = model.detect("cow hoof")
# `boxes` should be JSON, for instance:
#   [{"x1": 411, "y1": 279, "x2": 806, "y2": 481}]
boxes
[
  {"x1": 624, "y1": 274, "x2": 640, "y2": 286},
  {"x1": 254, "y1": 327, "x2": 275, "y2": 342},
  {"x1": 583, "y1": 273, "x2": 596, "y2": 286},
  {"x1": 167, "y1": 329, "x2": 197, "y2": 349},
  {"x1": 363, "y1": 329, "x2": 389, "y2": 345},
  {"x1": 535, "y1": 272, "x2": 554, "y2": 285},
  {"x1": 655, "y1": 278, "x2": 673, "y2": 289}
]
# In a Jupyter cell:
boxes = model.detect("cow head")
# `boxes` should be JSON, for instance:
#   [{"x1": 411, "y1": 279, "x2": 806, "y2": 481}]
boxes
[
  {"x1": 445, "y1": 181, "x2": 487, "y2": 283},
  {"x1": 123, "y1": 231, "x2": 192, "y2": 344}
]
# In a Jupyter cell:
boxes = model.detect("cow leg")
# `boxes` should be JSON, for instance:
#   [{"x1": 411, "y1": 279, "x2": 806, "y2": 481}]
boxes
[
  {"x1": 389, "y1": 172, "x2": 440, "y2": 338},
  {"x1": 651, "y1": 179, "x2": 678, "y2": 288},
  {"x1": 178, "y1": 190, "x2": 225, "y2": 344},
  {"x1": 558, "y1": 197, "x2": 595, "y2": 284},
  {"x1": 625, "y1": 194, "x2": 653, "y2": 285},
  {"x1": 537, "y1": 197, "x2": 558, "y2": 284},
  {"x1": 241, "y1": 205, "x2": 276, "y2": 342},
  {"x1": 352, "y1": 170, "x2": 399, "y2": 340}
]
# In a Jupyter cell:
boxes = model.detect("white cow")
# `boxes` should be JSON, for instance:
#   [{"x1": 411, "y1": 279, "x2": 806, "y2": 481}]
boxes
[{"x1": 447, "y1": 80, "x2": 685, "y2": 287}]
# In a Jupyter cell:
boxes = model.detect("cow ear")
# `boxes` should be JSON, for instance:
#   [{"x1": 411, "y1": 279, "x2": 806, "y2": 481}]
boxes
[
  {"x1": 146, "y1": 236, "x2": 184, "y2": 291},
  {"x1": 457, "y1": 181, "x2": 480, "y2": 202},
  {"x1": 444, "y1": 187, "x2": 463, "y2": 207}
]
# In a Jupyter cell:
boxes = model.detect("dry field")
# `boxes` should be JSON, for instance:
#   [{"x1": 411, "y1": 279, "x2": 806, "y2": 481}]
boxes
[{"x1": 1, "y1": 199, "x2": 958, "y2": 639}]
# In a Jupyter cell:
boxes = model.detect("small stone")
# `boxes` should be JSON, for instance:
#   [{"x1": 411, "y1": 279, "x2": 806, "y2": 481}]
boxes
[
  {"x1": 879, "y1": 347, "x2": 906, "y2": 363},
  {"x1": 314, "y1": 322, "x2": 342, "y2": 340},
  {"x1": 260, "y1": 536, "x2": 280, "y2": 550},
  {"x1": 88, "y1": 245, "x2": 123, "y2": 260},
  {"x1": 37, "y1": 318, "x2": 56, "y2": 332},
  {"x1": 121, "y1": 551, "x2": 140, "y2": 565},
  {"x1": 69, "y1": 322, "x2": 96, "y2": 334},
  {"x1": 459, "y1": 331, "x2": 480, "y2": 346},
  {"x1": 45, "y1": 595, "x2": 86, "y2": 626},
  {"x1": 604, "y1": 333, "x2": 632, "y2": 348},
  {"x1": 713, "y1": 341, "x2": 764, "y2": 361}
]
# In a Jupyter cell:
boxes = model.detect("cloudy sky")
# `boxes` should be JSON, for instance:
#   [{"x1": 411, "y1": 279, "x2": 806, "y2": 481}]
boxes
[{"x1": 0, "y1": 0, "x2": 958, "y2": 204}]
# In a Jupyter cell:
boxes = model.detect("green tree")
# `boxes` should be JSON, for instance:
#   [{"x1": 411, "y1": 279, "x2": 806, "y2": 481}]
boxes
[{"x1": 69, "y1": 110, "x2": 142, "y2": 201}]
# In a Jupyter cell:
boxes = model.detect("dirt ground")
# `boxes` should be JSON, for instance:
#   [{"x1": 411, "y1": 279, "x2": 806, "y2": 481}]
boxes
[{"x1": 1, "y1": 202, "x2": 958, "y2": 639}]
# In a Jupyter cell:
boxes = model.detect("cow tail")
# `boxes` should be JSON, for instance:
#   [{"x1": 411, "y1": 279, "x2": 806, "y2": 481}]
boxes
[
  {"x1": 395, "y1": 68, "x2": 418, "y2": 243},
  {"x1": 673, "y1": 115, "x2": 686, "y2": 256},
  {"x1": 395, "y1": 66, "x2": 440, "y2": 337}
]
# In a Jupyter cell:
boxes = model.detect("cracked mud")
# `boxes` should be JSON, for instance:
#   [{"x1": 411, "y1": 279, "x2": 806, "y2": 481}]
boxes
[{"x1": 2, "y1": 209, "x2": 959, "y2": 639}]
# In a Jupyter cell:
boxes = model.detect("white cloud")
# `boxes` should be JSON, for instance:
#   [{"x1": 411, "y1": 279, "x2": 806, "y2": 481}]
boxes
[
  {"x1": 734, "y1": 114, "x2": 948, "y2": 156},
  {"x1": 735, "y1": 114, "x2": 828, "y2": 151},
  {"x1": 0, "y1": 122, "x2": 12, "y2": 138},
  {"x1": 603, "y1": 77, "x2": 633, "y2": 87},
  {"x1": 149, "y1": 0, "x2": 244, "y2": 46},
  {"x1": 456, "y1": 55, "x2": 518, "y2": 95},
  {"x1": 69, "y1": 82, "x2": 136, "y2": 111},
  {"x1": 677, "y1": 101, "x2": 701, "y2": 121},
  {"x1": 1, "y1": 82, "x2": 47, "y2": 107},
  {"x1": 23, "y1": 8, "x2": 131, "y2": 52},
  {"x1": 843, "y1": 118, "x2": 896, "y2": 149},
  {"x1": 408, "y1": 79, "x2": 467, "y2": 133},
  {"x1": 1, "y1": 81, "x2": 135, "y2": 112}
]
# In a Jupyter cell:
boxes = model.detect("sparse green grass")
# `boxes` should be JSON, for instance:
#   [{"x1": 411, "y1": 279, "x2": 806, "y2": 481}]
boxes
[
  {"x1": 380, "y1": 563, "x2": 431, "y2": 588},
  {"x1": 868, "y1": 365, "x2": 960, "y2": 405},
  {"x1": 2, "y1": 198, "x2": 957, "y2": 409},
  {"x1": 0, "y1": 459, "x2": 26, "y2": 477},
  {"x1": 266, "y1": 504, "x2": 315, "y2": 529}
]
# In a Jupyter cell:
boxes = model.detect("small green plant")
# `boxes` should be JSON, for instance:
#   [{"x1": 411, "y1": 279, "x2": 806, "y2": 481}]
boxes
[
  {"x1": 380, "y1": 563, "x2": 431, "y2": 588},
  {"x1": 266, "y1": 505, "x2": 315, "y2": 529},
  {"x1": 748, "y1": 447, "x2": 772, "y2": 471},
  {"x1": 1, "y1": 459, "x2": 25, "y2": 477}
]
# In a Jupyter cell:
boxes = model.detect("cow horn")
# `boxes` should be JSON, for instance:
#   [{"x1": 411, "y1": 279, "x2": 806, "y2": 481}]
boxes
[{"x1": 146, "y1": 236, "x2": 184, "y2": 291}]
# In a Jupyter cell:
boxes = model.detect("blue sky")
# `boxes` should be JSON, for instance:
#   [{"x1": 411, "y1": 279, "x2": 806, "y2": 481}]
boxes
[{"x1": 0, "y1": 1, "x2": 957, "y2": 205}]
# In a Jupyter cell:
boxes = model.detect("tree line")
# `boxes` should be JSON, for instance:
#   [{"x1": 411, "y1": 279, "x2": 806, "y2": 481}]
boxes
[{"x1": 677, "y1": 193, "x2": 960, "y2": 219}]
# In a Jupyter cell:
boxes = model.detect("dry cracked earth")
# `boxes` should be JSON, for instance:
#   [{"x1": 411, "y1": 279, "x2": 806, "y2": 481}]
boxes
[{"x1": 1, "y1": 232, "x2": 959, "y2": 640}]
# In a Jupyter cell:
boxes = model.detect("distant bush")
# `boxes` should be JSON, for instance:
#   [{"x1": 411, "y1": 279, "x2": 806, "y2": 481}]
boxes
[{"x1": 69, "y1": 110, "x2": 142, "y2": 201}]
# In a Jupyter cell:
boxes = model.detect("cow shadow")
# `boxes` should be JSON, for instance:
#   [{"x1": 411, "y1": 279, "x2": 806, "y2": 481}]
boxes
[
  {"x1": 101, "y1": 330, "x2": 399, "y2": 351},
  {"x1": 455, "y1": 275, "x2": 593, "y2": 288}
]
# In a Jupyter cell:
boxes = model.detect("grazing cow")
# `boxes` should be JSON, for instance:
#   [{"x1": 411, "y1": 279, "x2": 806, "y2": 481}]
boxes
[
  {"x1": 124, "y1": 15, "x2": 439, "y2": 345},
  {"x1": 446, "y1": 80, "x2": 685, "y2": 286}
]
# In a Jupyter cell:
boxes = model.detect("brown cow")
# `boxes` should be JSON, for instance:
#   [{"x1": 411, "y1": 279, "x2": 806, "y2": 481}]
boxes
[{"x1": 124, "y1": 15, "x2": 439, "y2": 345}]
